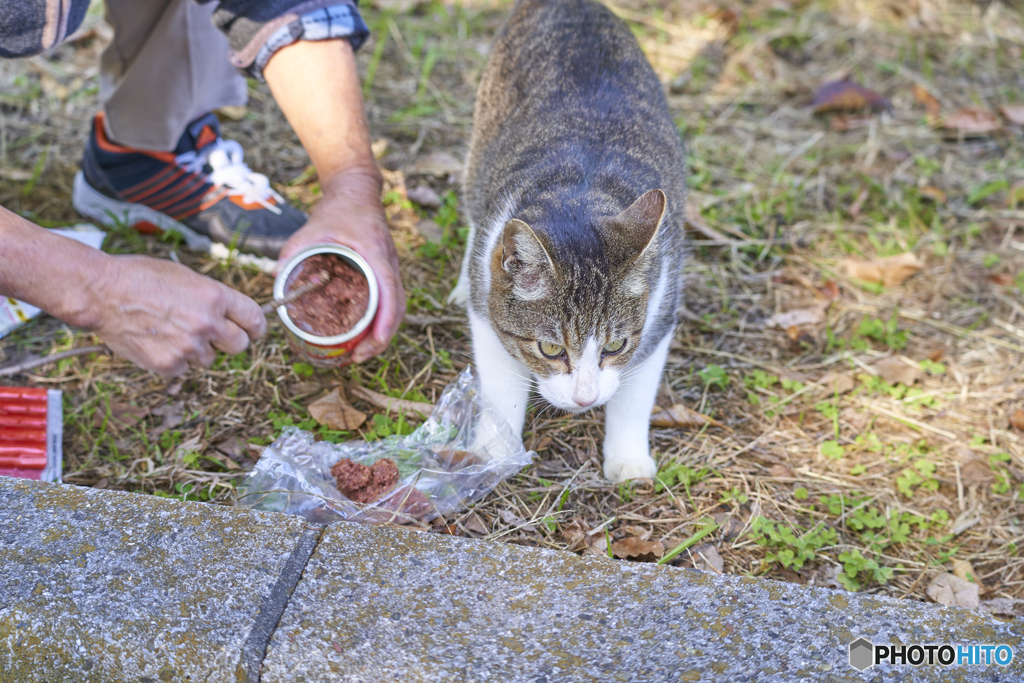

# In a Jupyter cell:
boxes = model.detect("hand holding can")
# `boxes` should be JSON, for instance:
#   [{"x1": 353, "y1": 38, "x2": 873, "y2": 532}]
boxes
[{"x1": 273, "y1": 245, "x2": 380, "y2": 367}]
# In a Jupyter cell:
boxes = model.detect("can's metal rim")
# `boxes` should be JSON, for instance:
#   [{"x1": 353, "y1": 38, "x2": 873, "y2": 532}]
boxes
[{"x1": 273, "y1": 244, "x2": 380, "y2": 346}]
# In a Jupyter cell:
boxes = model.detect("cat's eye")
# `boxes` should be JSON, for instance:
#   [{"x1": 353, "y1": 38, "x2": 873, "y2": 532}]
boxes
[
  {"x1": 603, "y1": 339, "x2": 626, "y2": 355},
  {"x1": 538, "y1": 341, "x2": 564, "y2": 358}
]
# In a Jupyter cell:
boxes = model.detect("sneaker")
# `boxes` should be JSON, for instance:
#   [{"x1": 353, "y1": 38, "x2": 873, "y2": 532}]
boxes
[{"x1": 73, "y1": 112, "x2": 307, "y2": 259}]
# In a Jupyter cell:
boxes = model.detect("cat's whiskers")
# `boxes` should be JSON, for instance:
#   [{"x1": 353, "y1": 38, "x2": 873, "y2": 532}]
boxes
[
  {"x1": 526, "y1": 397, "x2": 557, "y2": 433},
  {"x1": 616, "y1": 352, "x2": 658, "y2": 386}
]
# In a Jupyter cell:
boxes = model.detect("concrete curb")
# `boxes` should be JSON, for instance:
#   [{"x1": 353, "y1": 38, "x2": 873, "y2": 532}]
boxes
[
  {"x1": 0, "y1": 478, "x2": 317, "y2": 682},
  {"x1": 238, "y1": 524, "x2": 322, "y2": 683},
  {"x1": 1, "y1": 478, "x2": 1021, "y2": 682},
  {"x1": 261, "y1": 521, "x2": 1024, "y2": 683}
]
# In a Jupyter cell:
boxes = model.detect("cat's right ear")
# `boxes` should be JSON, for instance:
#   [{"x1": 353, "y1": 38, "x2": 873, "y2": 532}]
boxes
[
  {"x1": 603, "y1": 189, "x2": 667, "y2": 265},
  {"x1": 496, "y1": 219, "x2": 555, "y2": 301}
]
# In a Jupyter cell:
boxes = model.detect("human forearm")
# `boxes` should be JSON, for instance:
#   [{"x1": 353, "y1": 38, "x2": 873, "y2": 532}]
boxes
[
  {"x1": 263, "y1": 38, "x2": 379, "y2": 184},
  {"x1": 263, "y1": 38, "x2": 404, "y2": 363},
  {"x1": 0, "y1": 205, "x2": 105, "y2": 328},
  {"x1": 0, "y1": 205, "x2": 265, "y2": 375}
]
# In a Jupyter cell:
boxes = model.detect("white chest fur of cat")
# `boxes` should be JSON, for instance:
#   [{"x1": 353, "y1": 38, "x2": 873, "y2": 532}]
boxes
[{"x1": 451, "y1": 0, "x2": 687, "y2": 483}]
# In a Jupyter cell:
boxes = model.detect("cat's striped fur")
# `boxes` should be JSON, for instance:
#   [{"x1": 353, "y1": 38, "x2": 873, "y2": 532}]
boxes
[{"x1": 452, "y1": 0, "x2": 687, "y2": 481}]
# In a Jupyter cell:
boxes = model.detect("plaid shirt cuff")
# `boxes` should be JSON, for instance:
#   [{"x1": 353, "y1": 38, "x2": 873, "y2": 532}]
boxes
[{"x1": 235, "y1": 3, "x2": 369, "y2": 81}]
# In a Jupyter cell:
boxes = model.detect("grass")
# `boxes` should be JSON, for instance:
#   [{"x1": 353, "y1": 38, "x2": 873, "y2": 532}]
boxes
[{"x1": 1, "y1": 0, "x2": 1023, "y2": 608}]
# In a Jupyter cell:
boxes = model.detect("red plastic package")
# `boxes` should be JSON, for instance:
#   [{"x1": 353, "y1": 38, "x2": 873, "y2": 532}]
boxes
[{"x1": 0, "y1": 386, "x2": 62, "y2": 482}]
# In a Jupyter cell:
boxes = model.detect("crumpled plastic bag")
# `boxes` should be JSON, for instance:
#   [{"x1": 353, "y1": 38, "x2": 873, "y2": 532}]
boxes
[{"x1": 235, "y1": 367, "x2": 533, "y2": 525}]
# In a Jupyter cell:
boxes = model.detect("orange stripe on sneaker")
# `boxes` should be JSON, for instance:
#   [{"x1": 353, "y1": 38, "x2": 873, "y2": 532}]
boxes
[
  {"x1": 132, "y1": 170, "x2": 193, "y2": 206},
  {"x1": 168, "y1": 199, "x2": 204, "y2": 221},
  {"x1": 196, "y1": 126, "x2": 218, "y2": 149},
  {"x1": 230, "y1": 195, "x2": 278, "y2": 211},
  {"x1": 148, "y1": 176, "x2": 207, "y2": 212},
  {"x1": 197, "y1": 189, "x2": 229, "y2": 212},
  {"x1": 121, "y1": 167, "x2": 179, "y2": 202},
  {"x1": 162, "y1": 188, "x2": 210, "y2": 218}
]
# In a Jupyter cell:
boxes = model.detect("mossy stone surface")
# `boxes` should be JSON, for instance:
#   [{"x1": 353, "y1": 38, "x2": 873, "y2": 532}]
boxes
[
  {"x1": 262, "y1": 521, "x2": 1024, "y2": 682},
  {"x1": 0, "y1": 478, "x2": 318, "y2": 683}
]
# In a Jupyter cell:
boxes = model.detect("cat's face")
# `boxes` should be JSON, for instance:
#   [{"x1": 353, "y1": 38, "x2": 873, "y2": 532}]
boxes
[{"x1": 487, "y1": 190, "x2": 665, "y2": 412}]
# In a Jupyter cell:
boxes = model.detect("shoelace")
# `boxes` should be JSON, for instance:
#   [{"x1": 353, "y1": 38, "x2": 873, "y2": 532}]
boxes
[{"x1": 176, "y1": 139, "x2": 284, "y2": 215}]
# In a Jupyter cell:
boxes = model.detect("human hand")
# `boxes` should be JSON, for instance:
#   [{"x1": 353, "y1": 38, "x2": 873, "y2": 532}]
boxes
[
  {"x1": 278, "y1": 168, "x2": 404, "y2": 363},
  {"x1": 79, "y1": 254, "x2": 266, "y2": 376}
]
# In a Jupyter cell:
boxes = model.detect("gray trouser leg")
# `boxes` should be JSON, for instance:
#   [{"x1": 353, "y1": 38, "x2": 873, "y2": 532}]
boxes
[{"x1": 100, "y1": 0, "x2": 248, "y2": 151}]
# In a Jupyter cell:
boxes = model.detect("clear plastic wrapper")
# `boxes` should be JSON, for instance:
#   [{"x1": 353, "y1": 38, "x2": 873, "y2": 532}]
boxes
[{"x1": 235, "y1": 367, "x2": 533, "y2": 524}]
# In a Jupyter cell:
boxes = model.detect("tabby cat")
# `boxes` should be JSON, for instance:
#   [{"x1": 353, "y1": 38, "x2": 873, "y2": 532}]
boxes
[{"x1": 450, "y1": 0, "x2": 687, "y2": 482}]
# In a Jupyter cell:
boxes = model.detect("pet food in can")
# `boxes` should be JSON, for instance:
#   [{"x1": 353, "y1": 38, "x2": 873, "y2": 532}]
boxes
[{"x1": 273, "y1": 245, "x2": 379, "y2": 367}]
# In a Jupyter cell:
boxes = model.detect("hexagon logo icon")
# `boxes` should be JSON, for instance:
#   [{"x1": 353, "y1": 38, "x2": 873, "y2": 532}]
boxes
[{"x1": 849, "y1": 638, "x2": 874, "y2": 671}]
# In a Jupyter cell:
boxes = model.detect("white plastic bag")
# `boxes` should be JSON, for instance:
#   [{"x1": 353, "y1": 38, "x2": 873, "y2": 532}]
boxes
[{"x1": 235, "y1": 367, "x2": 533, "y2": 524}]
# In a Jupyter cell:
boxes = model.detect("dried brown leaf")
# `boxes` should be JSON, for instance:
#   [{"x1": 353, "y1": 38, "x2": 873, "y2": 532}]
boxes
[
  {"x1": 499, "y1": 509, "x2": 527, "y2": 527},
  {"x1": 150, "y1": 401, "x2": 184, "y2": 436},
  {"x1": 406, "y1": 184, "x2": 442, "y2": 209},
  {"x1": 462, "y1": 512, "x2": 488, "y2": 536},
  {"x1": 952, "y1": 559, "x2": 985, "y2": 592},
  {"x1": 942, "y1": 107, "x2": 1002, "y2": 137},
  {"x1": 611, "y1": 536, "x2": 665, "y2": 561},
  {"x1": 1010, "y1": 409, "x2": 1024, "y2": 431},
  {"x1": 873, "y1": 356, "x2": 922, "y2": 386},
  {"x1": 989, "y1": 273, "x2": 1014, "y2": 287},
  {"x1": 308, "y1": 388, "x2": 367, "y2": 431},
  {"x1": 95, "y1": 402, "x2": 149, "y2": 432},
  {"x1": 525, "y1": 434, "x2": 553, "y2": 452},
  {"x1": 999, "y1": 104, "x2": 1024, "y2": 126},
  {"x1": 408, "y1": 150, "x2": 462, "y2": 177},
  {"x1": 960, "y1": 459, "x2": 994, "y2": 486},
  {"x1": 829, "y1": 114, "x2": 873, "y2": 131},
  {"x1": 587, "y1": 535, "x2": 609, "y2": 555},
  {"x1": 213, "y1": 436, "x2": 252, "y2": 464},
  {"x1": 819, "y1": 280, "x2": 841, "y2": 301},
  {"x1": 711, "y1": 512, "x2": 748, "y2": 540},
  {"x1": 765, "y1": 303, "x2": 827, "y2": 329},
  {"x1": 620, "y1": 525, "x2": 653, "y2": 542},
  {"x1": 414, "y1": 218, "x2": 443, "y2": 243},
  {"x1": 912, "y1": 84, "x2": 942, "y2": 118},
  {"x1": 431, "y1": 448, "x2": 483, "y2": 469},
  {"x1": 812, "y1": 79, "x2": 890, "y2": 114},
  {"x1": 692, "y1": 543, "x2": 724, "y2": 573},
  {"x1": 650, "y1": 404, "x2": 722, "y2": 428},
  {"x1": 349, "y1": 384, "x2": 434, "y2": 420},
  {"x1": 841, "y1": 252, "x2": 924, "y2": 287},
  {"x1": 768, "y1": 464, "x2": 794, "y2": 478},
  {"x1": 370, "y1": 138, "x2": 389, "y2": 159},
  {"x1": 561, "y1": 518, "x2": 592, "y2": 551},
  {"x1": 816, "y1": 372, "x2": 855, "y2": 395},
  {"x1": 920, "y1": 185, "x2": 947, "y2": 203},
  {"x1": 926, "y1": 572, "x2": 979, "y2": 609},
  {"x1": 217, "y1": 105, "x2": 247, "y2": 121},
  {"x1": 980, "y1": 599, "x2": 1024, "y2": 618}
]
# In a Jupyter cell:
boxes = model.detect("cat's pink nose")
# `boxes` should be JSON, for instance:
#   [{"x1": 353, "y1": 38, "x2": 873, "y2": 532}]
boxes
[{"x1": 573, "y1": 393, "x2": 596, "y2": 407}]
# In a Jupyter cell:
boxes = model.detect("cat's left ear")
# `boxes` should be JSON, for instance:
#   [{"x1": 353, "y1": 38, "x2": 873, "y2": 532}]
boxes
[
  {"x1": 498, "y1": 219, "x2": 556, "y2": 301},
  {"x1": 603, "y1": 189, "x2": 666, "y2": 264}
]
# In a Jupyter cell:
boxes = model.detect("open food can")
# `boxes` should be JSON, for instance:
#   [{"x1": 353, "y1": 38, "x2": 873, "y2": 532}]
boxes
[{"x1": 274, "y1": 244, "x2": 379, "y2": 367}]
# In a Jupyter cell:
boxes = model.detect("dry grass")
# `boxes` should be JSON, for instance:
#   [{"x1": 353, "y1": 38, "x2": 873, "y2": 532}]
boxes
[{"x1": 2, "y1": 0, "x2": 1023, "y2": 608}]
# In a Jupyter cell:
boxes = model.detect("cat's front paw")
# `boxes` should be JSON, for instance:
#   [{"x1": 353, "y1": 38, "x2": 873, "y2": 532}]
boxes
[
  {"x1": 602, "y1": 440, "x2": 657, "y2": 482},
  {"x1": 603, "y1": 457, "x2": 657, "y2": 483},
  {"x1": 447, "y1": 278, "x2": 470, "y2": 306},
  {"x1": 603, "y1": 423, "x2": 658, "y2": 481}
]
